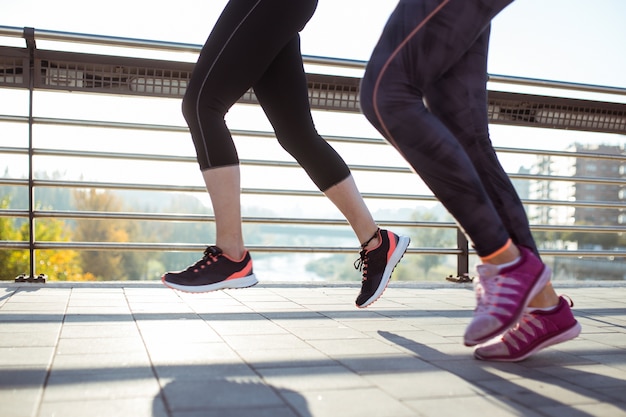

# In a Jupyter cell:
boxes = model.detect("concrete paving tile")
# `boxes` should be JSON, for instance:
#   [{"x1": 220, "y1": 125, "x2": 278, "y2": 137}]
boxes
[
  {"x1": 477, "y1": 375, "x2": 613, "y2": 408},
  {"x1": 251, "y1": 310, "x2": 326, "y2": 323},
  {"x1": 0, "y1": 313, "x2": 65, "y2": 325},
  {"x1": 245, "y1": 301, "x2": 309, "y2": 311},
  {"x1": 535, "y1": 363, "x2": 626, "y2": 389},
  {"x1": 282, "y1": 387, "x2": 416, "y2": 417},
  {"x1": 67, "y1": 297, "x2": 128, "y2": 307},
  {"x1": 366, "y1": 329, "x2": 453, "y2": 346},
  {"x1": 51, "y1": 351, "x2": 152, "y2": 370},
  {"x1": 47, "y1": 362, "x2": 153, "y2": 379},
  {"x1": 337, "y1": 353, "x2": 439, "y2": 374},
  {"x1": 306, "y1": 337, "x2": 402, "y2": 357},
  {"x1": 365, "y1": 369, "x2": 484, "y2": 400},
  {"x1": 162, "y1": 377, "x2": 284, "y2": 411},
  {"x1": 171, "y1": 406, "x2": 299, "y2": 417},
  {"x1": 55, "y1": 336, "x2": 145, "y2": 355},
  {"x1": 138, "y1": 320, "x2": 222, "y2": 344},
  {"x1": 339, "y1": 318, "x2": 419, "y2": 332},
  {"x1": 209, "y1": 318, "x2": 290, "y2": 336},
  {"x1": 0, "y1": 322, "x2": 61, "y2": 335},
  {"x1": 579, "y1": 353, "x2": 626, "y2": 371},
  {"x1": 285, "y1": 324, "x2": 367, "y2": 341},
  {"x1": 235, "y1": 347, "x2": 332, "y2": 368},
  {"x1": 37, "y1": 396, "x2": 167, "y2": 417},
  {"x1": 539, "y1": 402, "x2": 626, "y2": 417},
  {"x1": 223, "y1": 333, "x2": 311, "y2": 351},
  {"x1": 375, "y1": 330, "x2": 468, "y2": 361},
  {"x1": 62, "y1": 313, "x2": 135, "y2": 323},
  {"x1": 0, "y1": 347, "x2": 55, "y2": 367},
  {"x1": 60, "y1": 322, "x2": 139, "y2": 339},
  {"x1": 259, "y1": 365, "x2": 371, "y2": 391},
  {"x1": 65, "y1": 306, "x2": 131, "y2": 316},
  {"x1": 0, "y1": 330, "x2": 59, "y2": 347},
  {"x1": 153, "y1": 362, "x2": 257, "y2": 382},
  {"x1": 0, "y1": 387, "x2": 42, "y2": 417},
  {"x1": 127, "y1": 302, "x2": 194, "y2": 314},
  {"x1": 430, "y1": 359, "x2": 538, "y2": 382},
  {"x1": 404, "y1": 394, "x2": 544, "y2": 417},
  {"x1": 43, "y1": 375, "x2": 160, "y2": 401},
  {"x1": 585, "y1": 332, "x2": 626, "y2": 348},
  {"x1": 0, "y1": 366, "x2": 48, "y2": 388},
  {"x1": 515, "y1": 349, "x2": 598, "y2": 368},
  {"x1": 147, "y1": 341, "x2": 243, "y2": 366},
  {"x1": 1, "y1": 302, "x2": 68, "y2": 312}
]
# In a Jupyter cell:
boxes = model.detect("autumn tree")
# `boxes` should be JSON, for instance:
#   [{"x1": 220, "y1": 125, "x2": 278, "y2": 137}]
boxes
[{"x1": 73, "y1": 189, "x2": 130, "y2": 280}]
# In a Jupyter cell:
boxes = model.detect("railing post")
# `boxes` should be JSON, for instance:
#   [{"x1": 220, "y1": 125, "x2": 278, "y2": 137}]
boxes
[
  {"x1": 457, "y1": 228, "x2": 469, "y2": 278},
  {"x1": 22, "y1": 27, "x2": 45, "y2": 283}
]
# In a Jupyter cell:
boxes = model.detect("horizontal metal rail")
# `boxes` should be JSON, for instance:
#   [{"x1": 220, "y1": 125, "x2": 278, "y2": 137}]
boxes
[{"x1": 1, "y1": 26, "x2": 625, "y2": 282}]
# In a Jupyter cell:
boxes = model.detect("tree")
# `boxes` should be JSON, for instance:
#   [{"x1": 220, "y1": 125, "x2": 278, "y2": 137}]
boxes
[
  {"x1": 0, "y1": 196, "x2": 23, "y2": 280},
  {"x1": 73, "y1": 189, "x2": 130, "y2": 280},
  {"x1": 15, "y1": 214, "x2": 86, "y2": 281},
  {"x1": 391, "y1": 210, "x2": 455, "y2": 281}
]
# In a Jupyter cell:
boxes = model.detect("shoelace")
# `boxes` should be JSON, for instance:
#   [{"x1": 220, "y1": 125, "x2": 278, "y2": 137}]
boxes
[
  {"x1": 354, "y1": 248, "x2": 368, "y2": 281},
  {"x1": 353, "y1": 228, "x2": 379, "y2": 281},
  {"x1": 186, "y1": 246, "x2": 222, "y2": 272},
  {"x1": 473, "y1": 276, "x2": 497, "y2": 314},
  {"x1": 499, "y1": 296, "x2": 574, "y2": 347}
]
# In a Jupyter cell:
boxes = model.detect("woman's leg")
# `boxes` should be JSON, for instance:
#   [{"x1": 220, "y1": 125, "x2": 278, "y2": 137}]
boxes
[
  {"x1": 360, "y1": 0, "x2": 553, "y2": 344},
  {"x1": 181, "y1": 0, "x2": 318, "y2": 258},
  {"x1": 361, "y1": 0, "x2": 514, "y2": 258},
  {"x1": 252, "y1": 36, "x2": 379, "y2": 245},
  {"x1": 252, "y1": 34, "x2": 410, "y2": 307},
  {"x1": 163, "y1": 0, "x2": 319, "y2": 292},
  {"x1": 423, "y1": 27, "x2": 559, "y2": 308}
]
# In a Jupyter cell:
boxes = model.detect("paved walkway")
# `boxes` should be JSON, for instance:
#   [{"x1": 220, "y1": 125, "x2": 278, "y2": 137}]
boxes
[{"x1": 1, "y1": 281, "x2": 626, "y2": 417}]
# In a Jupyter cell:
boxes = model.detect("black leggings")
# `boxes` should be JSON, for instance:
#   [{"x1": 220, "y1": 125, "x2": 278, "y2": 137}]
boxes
[
  {"x1": 182, "y1": 0, "x2": 350, "y2": 191},
  {"x1": 360, "y1": 0, "x2": 538, "y2": 257}
]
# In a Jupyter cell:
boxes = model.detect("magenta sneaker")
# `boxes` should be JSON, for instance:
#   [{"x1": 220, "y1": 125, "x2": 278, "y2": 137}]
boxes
[
  {"x1": 162, "y1": 246, "x2": 258, "y2": 293},
  {"x1": 354, "y1": 229, "x2": 410, "y2": 308},
  {"x1": 474, "y1": 296, "x2": 581, "y2": 362},
  {"x1": 463, "y1": 246, "x2": 551, "y2": 346}
]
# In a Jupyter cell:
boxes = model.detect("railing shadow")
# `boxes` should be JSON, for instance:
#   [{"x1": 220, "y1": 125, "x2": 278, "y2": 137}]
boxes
[{"x1": 378, "y1": 330, "x2": 626, "y2": 416}]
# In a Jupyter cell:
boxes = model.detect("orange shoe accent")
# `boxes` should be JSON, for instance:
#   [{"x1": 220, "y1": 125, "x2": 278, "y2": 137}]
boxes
[
  {"x1": 385, "y1": 230, "x2": 397, "y2": 259},
  {"x1": 480, "y1": 239, "x2": 513, "y2": 263},
  {"x1": 225, "y1": 259, "x2": 253, "y2": 280}
]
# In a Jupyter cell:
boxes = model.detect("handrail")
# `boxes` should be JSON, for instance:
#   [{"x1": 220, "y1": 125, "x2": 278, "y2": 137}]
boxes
[
  {"x1": 2, "y1": 25, "x2": 625, "y2": 94},
  {"x1": 1, "y1": 25, "x2": 625, "y2": 283}
]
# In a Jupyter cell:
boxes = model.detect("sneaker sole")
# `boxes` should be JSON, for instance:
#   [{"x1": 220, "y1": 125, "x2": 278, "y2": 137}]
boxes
[
  {"x1": 357, "y1": 235, "x2": 411, "y2": 309},
  {"x1": 464, "y1": 264, "x2": 553, "y2": 346},
  {"x1": 474, "y1": 320, "x2": 582, "y2": 362},
  {"x1": 161, "y1": 274, "x2": 259, "y2": 293}
]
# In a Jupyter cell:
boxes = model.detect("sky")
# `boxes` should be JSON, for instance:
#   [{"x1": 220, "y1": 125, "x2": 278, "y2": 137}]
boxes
[{"x1": 2, "y1": 0, "x2": 626, "y2": 89}]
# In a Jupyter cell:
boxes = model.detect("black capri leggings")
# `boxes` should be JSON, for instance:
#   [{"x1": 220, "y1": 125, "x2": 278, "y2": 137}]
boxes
[
  {"x1": 360, "y1": 0, "x2": 538, "y2": 257},
  {"x1": 182, "y1": 0, "x2": 351, "y2": 192}
]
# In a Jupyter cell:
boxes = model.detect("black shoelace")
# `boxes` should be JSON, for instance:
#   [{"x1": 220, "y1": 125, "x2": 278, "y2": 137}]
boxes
[
  {"x1": 354, "y1": 228, "x2": 379, "y2": 280},
  {"x1": 185, "y1": 245, "x2": 222, "y2": 271}
]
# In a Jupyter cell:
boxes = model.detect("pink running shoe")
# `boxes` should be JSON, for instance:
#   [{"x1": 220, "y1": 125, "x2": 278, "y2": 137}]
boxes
[
  {"x1": 463, "y1": 246, "x2": 551, "y2": 346},
  {"x1": 474, "y1": 296, "x2": 581, "y2": 362}
]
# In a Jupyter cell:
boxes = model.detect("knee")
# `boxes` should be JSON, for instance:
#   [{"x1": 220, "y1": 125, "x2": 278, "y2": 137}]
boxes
[
  {"x1": 358, "y1": 73, "x2": 377, "y2": 123},
  {"x1": 181, "y1": 89, "x2": 197, "y2": 123}
]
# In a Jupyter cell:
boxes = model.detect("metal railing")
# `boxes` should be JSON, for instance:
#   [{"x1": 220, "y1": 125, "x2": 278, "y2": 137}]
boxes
[{"x1": 1, "y1": 26, "x2": 626, "y2": 282}]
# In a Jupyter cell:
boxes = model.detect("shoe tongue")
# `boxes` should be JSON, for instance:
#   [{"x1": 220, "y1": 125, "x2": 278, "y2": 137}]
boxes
[{"x1": 476, "y1": 263, "x2": 500, "y2": 278}]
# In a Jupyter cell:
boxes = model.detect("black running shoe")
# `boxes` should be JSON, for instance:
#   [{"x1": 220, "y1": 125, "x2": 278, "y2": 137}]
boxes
[
  {"x1": 354, "y1": 229, "x2": 410, "y2": 308},
  {"x1": 162, "y1": 246, "x2": 258, "y2": 293}
]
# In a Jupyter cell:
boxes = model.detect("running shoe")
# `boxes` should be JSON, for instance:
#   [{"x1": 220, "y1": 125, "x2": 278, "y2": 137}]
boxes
[
  {"x1": 354, "y1": 229, "x2": 410, "y2": 308},
  {"x1": 162, "y1": 246, "x2": 258, "y2": 293},
  {"x1": 474, "y1": 295, "x2": 581, "y2": 362},
  {"x1": 463, "y1": 246, "x2": 551, "y2": 346}
]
